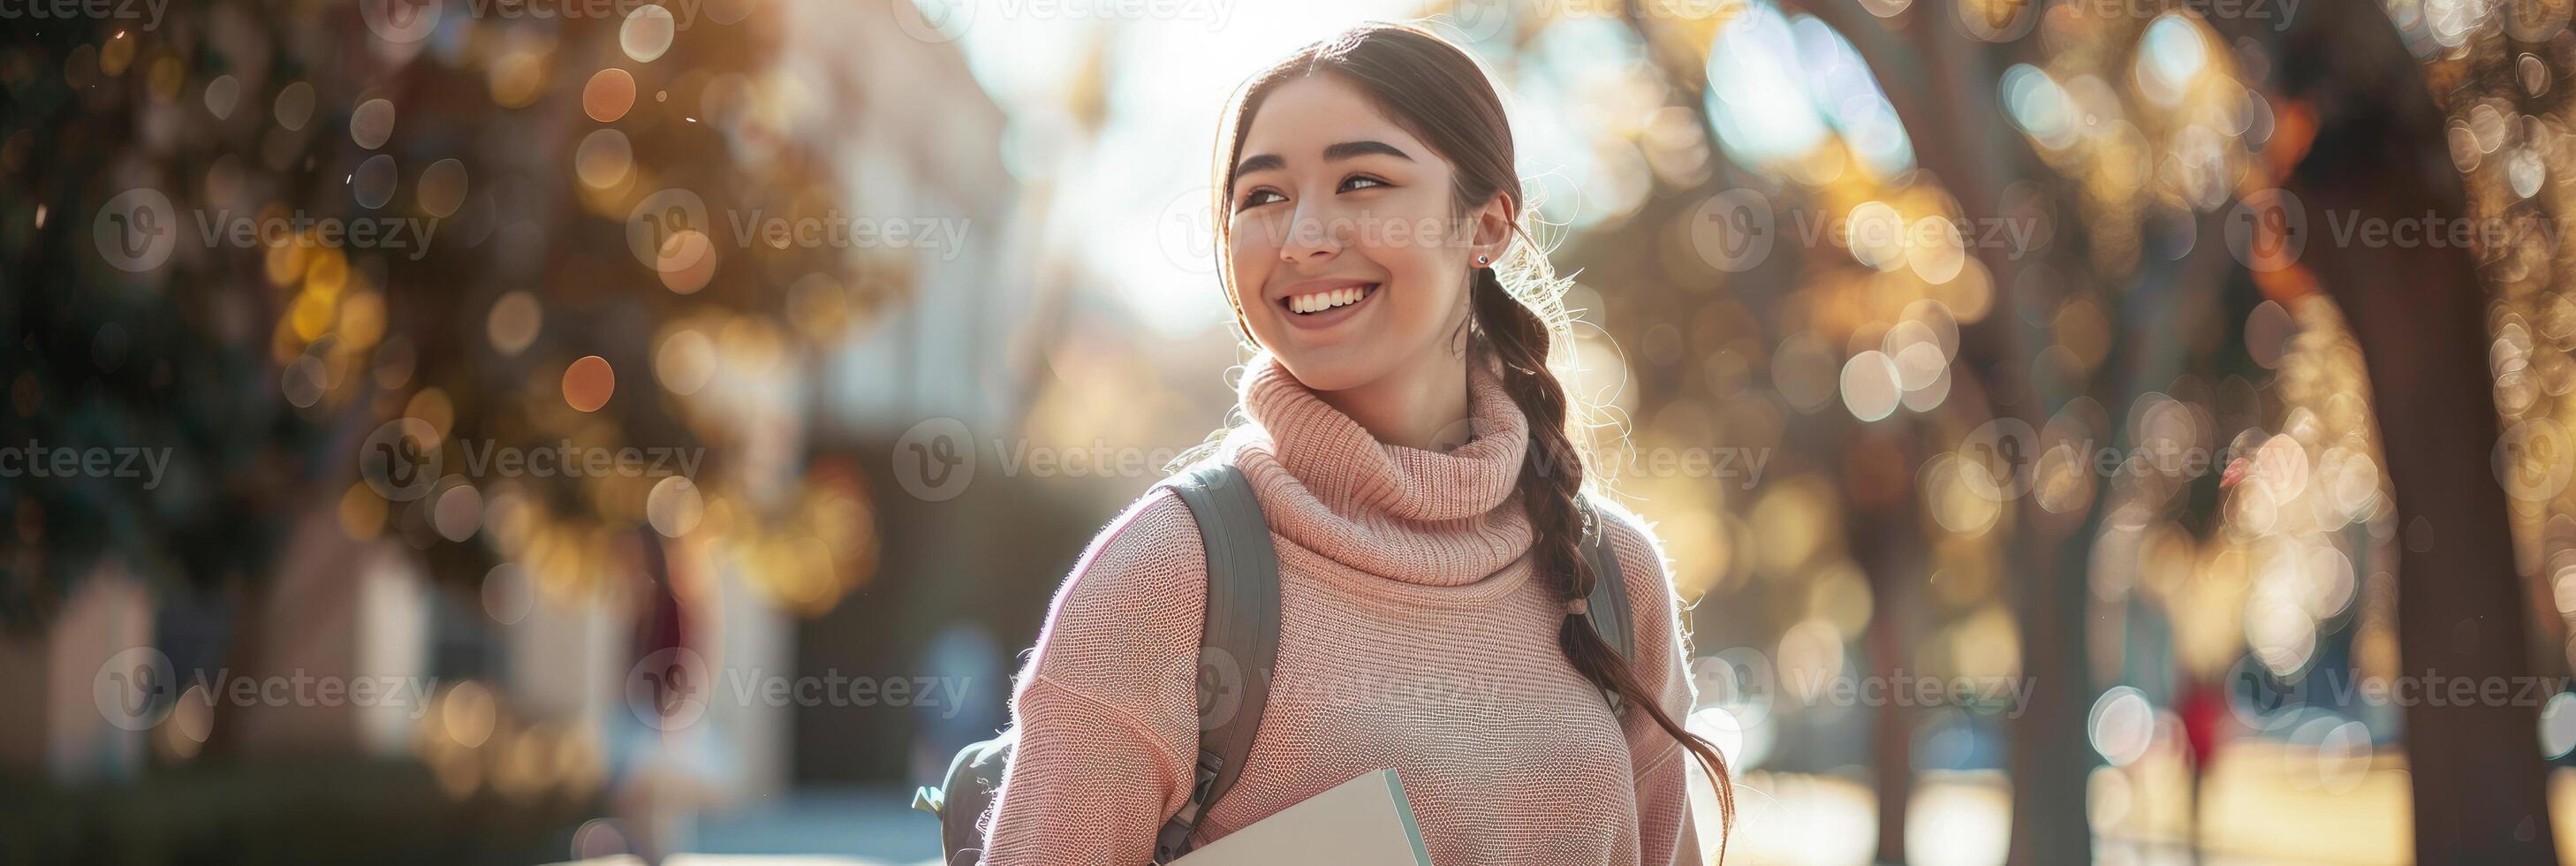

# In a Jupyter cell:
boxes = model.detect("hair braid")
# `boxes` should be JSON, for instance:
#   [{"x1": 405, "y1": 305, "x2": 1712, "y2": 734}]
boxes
[{"x1": 1472, "y1": 266, "x2": 1734, "y2": 863}]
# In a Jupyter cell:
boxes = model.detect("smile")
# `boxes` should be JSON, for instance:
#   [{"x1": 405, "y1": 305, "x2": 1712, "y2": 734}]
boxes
[{"x1": 1278, "y1": 282, "x2": 1381, "y2": 330}]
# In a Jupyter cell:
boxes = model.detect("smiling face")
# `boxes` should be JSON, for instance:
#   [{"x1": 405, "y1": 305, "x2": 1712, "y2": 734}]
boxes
[{"x1": 1224, "y1": 73, "x2": 1505, "y2": 393}]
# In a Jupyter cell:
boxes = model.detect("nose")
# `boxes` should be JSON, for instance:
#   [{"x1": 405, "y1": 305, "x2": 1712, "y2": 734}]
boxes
[{"x1": 1278, "y1": 197, "x2": 1347, "y2": 264}]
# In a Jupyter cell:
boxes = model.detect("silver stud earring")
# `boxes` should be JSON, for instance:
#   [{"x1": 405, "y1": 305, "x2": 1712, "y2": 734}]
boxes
[{"x1": 1474, "y1": 254, "x2": 1489, "y2": 267}]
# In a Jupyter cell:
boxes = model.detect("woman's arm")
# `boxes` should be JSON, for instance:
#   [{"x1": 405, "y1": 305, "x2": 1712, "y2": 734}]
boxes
[
  {"x1": 980, "y1": 489, "x2": 1210, "y2": 866},
  {"x1": 1602, "y1": 501, "x2": 1708, "y2": 866}
]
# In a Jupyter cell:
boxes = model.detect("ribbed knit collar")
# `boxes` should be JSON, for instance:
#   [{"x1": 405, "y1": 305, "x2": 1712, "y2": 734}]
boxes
[{"x1": 1220, "y1": 350, "x2": 1535, "y2": 589}]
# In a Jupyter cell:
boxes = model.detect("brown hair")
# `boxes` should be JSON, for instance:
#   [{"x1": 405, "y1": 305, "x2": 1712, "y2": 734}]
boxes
[{"x1": 1201, "y1": 20, "x2": 1732, "y2": 860}]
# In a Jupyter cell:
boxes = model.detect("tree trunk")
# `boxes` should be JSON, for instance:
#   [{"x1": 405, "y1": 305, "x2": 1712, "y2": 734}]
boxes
[{"x1": 2211, "y1": 2, "x2": 2559, "y2": 858}]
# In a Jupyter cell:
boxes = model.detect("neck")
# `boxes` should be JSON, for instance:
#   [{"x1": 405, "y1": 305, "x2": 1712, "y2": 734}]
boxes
[{"x1": 1314, "y1": 349, "x2": 1472, "y2": 452}]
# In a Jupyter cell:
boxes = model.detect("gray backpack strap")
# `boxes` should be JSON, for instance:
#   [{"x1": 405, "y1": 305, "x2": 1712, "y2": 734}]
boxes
[
  {"x1": 1577, "y1": 493, "x2": 1634, "y2": 660},
  {"x1": 1577, "y1": 494, "x2": 1635, "y2": 712},
  {"x1": 1153, "y1": 463, "x2": 1278, "y2": 863}
]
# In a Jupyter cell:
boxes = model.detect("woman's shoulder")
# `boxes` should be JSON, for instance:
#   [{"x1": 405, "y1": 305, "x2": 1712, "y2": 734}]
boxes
[
  {"x1": 1055, "y1": 482, "x2": 1210, "y2": 614},
  {"x1": 1019, "y1": 482, "x2": 1212, "y2": 702}
]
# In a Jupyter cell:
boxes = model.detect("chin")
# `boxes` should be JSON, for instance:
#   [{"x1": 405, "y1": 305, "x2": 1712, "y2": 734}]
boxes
[{"x1": 1269, "y1": 349, "x2": 1385, "y2": 393}]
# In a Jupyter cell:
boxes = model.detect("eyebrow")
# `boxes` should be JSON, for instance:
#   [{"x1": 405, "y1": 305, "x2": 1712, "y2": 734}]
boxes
[{"x1": 1232, "y1": 140, "x2": 1415, "y2": 179}]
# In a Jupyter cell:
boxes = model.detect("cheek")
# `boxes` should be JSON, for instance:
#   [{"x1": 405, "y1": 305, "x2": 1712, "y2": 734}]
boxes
[
  {"x1": 1367, "y1": 245, "x2": 1462, "y2": 332},
  {"x1": 1227, "y1": 224, "x2": 1275, "y2": 311}
]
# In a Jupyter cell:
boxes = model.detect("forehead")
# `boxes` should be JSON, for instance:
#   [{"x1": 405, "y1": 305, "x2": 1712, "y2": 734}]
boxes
[{"x1": 1238, "y1": 73, "x2": 1435, "y2": 167}]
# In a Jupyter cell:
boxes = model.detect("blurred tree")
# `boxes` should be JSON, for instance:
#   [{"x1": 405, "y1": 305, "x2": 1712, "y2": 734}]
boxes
[
  {"x1": 1, "y1": 0, "x2": 898, "y2": 763},
  {"x1": 1, "y1": 13, "x2": 323, "y2": 629},
  {"x1": 1592, "y1": 0, "x2": 2565, "y2": 861},
  {"x1": 2204, "y1": 2, "x2": 2558, "y2": 858}
]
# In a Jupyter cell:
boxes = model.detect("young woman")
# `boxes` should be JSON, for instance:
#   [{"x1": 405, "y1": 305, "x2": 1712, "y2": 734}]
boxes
[{"x1": 980, "y1": 21, "x2": 1732, "y2": 865}]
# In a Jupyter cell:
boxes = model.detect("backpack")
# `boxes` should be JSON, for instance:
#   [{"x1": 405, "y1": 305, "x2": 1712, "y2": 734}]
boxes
[{"x1": 911, "y1": 462, "x2": 1635, "y2": 864}]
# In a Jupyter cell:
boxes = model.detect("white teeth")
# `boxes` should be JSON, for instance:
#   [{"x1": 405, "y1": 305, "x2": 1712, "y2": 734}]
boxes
[{"x1": 1288, "y1": 285, "x2": 1373, "y2": 315}]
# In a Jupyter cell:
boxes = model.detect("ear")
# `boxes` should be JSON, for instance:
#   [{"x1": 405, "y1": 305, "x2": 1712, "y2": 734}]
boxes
[{"x1": 1469, "y1": 190, "x2": 1515, "y2": 264}]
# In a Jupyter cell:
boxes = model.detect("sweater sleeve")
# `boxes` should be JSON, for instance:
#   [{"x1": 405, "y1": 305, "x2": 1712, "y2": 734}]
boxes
[
  {"x1": 980, "y1": 488, "x2": 1210, "y2": 866},
  {"x1": 1601, "y1": 500, "x2": 1708, "y2": 866}
]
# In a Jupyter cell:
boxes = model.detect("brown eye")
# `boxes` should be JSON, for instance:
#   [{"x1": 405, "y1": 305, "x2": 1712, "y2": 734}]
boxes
[{"x1": 1237, "y1": 189, "x2": 1284, "y2": 210}]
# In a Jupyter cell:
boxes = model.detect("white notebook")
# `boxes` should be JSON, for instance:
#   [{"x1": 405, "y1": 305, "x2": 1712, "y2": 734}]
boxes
[{"x1": 1169, "y1": 768, "x2": 1432, "y2": 865}]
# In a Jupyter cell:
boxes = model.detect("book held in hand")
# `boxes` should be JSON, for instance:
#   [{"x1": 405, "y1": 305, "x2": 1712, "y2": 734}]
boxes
[{"x1": 1169, "y1": 768, "x2": 1432, "y2": 866}]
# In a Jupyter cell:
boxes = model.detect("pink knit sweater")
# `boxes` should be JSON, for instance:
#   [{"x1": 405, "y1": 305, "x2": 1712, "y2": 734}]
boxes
[{"x1": 979, "y1": 351, "x2": 1704, "y2": 865}]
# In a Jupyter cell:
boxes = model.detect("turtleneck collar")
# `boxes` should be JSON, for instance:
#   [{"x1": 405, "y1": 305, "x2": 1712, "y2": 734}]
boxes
[{"x1": 1218, "y1": 349, "x2": 1536, "y2": 589}]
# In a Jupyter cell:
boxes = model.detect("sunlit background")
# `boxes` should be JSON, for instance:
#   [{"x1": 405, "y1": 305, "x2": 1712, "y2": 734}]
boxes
[{"x1": 7, "y1": 0, "x2": 2576, "y2": 862}]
